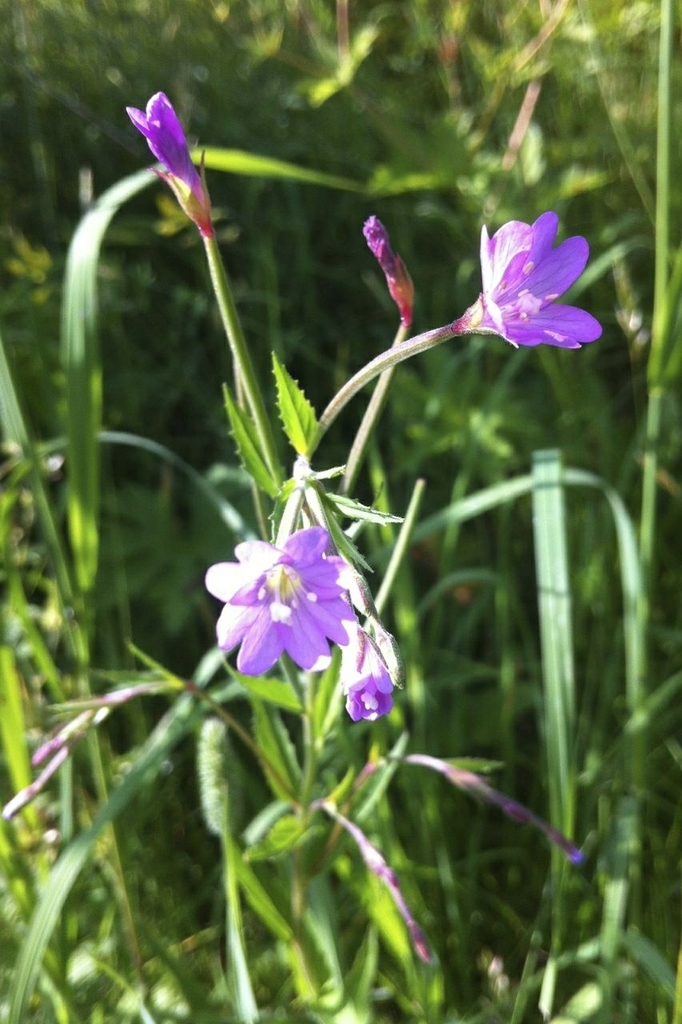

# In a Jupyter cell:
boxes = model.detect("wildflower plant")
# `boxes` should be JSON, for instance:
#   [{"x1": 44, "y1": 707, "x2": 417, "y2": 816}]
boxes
[{"x1": 4, "y1": 91, "x2": 603, "y2": 1017}]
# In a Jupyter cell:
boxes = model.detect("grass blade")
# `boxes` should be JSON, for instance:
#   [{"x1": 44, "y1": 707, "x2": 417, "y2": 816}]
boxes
[
  {"x1": 61, "y1": 169, "x2": 154, "y2": 595},
  {"x1": 531, "y1": 449, "x2": 576, "y2": 838},
  {"x1": 8, "y1": 688, "x2": 202, "y2": 1024}
]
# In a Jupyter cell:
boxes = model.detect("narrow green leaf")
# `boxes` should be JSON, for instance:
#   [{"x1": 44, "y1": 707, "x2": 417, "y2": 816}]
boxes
[
  {"x1": 234, "y1": 856, "x2": 293, "y2": 942},
  {"x1": 272, "y1": 353, "x2": 318, "y2": 457},
  {"x1": 0, "y1": 329, "x2": 75, "y2": 615},
  {"x1": 0, "y1": 647, "x2": 37, "y2": 805},
  {"x1": 62, "y1": 169, "x2": 155, "y2": 594},
  {"x1": 223, "y1": 383, "x2": 279, "y2": 498},
  {"x1": 600, "y1": 795, "x2": 637, "y2": 967},
  {"x1": 99, "y1": 430, "x2": 253, "y2": 538},
  {"x1": 200, "y1": 147, "x2": 363, "y2": 192},
  {"x1": 252, "y1": 700, "x2": 300, "y2": 801},
  {"x1": 325, "y1": 491, "x2": 403, "y2": 526},
  {"x1": 413, "y1": 475, "x2": 534, "y2": 542},
  {"x1": 245, "y1": 814, "x2": 307, "y2": 861},
  {"x1": 550, "y1": 983, "x2": 603, "y2": 1022},
  {"x1": 323, "y1": 508, "x2": 373, "y2": 573},
  {"x1": 355, "y1": 733, "x2": 409, "y2": 825},
  {"x1": 563, "y1": 468, "x2": 645, "y2": 786},
  {"x1": 224, "y1": 831, "x2": 258, "y2": 1022},
  {"x1": 531, "y1": 449, "x2": 576, "y2": 838},
  {"x1": 232, "y1": 673, "x2": 302, "y2": 713},
  {"x1": 312, "y1": 650, "x2": 343, "y2": 741},
  {"x1": 621, "y1": 930, "x2": 676, "y2": 1002}
]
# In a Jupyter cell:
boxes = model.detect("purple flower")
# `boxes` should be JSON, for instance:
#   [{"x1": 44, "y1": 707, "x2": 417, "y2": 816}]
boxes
[
  {"x1": 454, "y1": 211, "x2": 602, "y2": 348},
  {"x1": 340, "y1": 624, "x2": 394, "y2": 722},
  {"x1": 205, "y1": 527, "x2": 356, "y2": 675},
  {"x1": 363, "y1": 216, "x2": 414, "y2": 328},
  {"x1": 126, "y1": 92, "x2": 213, "y2": 237}
]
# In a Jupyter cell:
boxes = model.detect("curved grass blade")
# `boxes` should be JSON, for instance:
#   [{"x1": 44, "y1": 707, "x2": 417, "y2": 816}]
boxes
[
  {"x1": 98, "y1": 430, "x2": 254, "y2": 539},
  {"x1": 0, "y1": 328, "x2": 75, "y2": 615},
  {"x1": 413, "y1": 475, "x2": 534, "y2": 542},
  {"x1": 200, "y1": 147, "x2": 363, "y2": 192},
  {"x1": 62, "y1": 169, "x2": 155, "y2": 595}
]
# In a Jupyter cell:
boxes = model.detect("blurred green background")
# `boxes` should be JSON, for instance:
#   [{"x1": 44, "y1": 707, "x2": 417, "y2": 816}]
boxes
[{"x1": 1, "y1": 1, "x2": 681, "y2": 1022}]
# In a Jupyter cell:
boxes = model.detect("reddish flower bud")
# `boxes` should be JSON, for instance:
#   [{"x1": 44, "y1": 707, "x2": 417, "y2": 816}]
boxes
[{"x1": 363, "y1": 216, "x2": 414, "y2": 328}]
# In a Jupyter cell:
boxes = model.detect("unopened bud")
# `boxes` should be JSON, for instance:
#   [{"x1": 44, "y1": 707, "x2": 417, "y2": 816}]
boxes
[{"x1": 363, "y1": 216, "x2": 414, "y2": 327}]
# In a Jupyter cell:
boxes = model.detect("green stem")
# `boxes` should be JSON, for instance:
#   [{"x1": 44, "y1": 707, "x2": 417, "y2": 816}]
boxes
[
  {"x1": 653, "y1": 0, "x2": 672, "y2": 343},
  {"x1": 374, "y1": 477, "x2": 426, "y2": 617},
  {"x1": 342, "y1": 322, "x2": 409, "y2": 494},
  {"x1": 290, "y1": 666, "x2": 319, "y2": 999},
  {"x1": 640, "y1": 0, "x2": 673, "y2": 591},
  {"x1": 639, "y1": 388, "x2": 662, "y2": 609},
  {"x1": 311, "y1": 322, "x2": 456, "y2": 456},
  {"x1": 203, "y1": 235, "x2": 282, "y2": 486}
]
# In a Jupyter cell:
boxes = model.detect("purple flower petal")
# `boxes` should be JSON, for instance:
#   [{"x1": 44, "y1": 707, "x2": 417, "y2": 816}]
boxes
[
  {"x1": 524, "y1": 211, "x2": 559, "y2": 262},
  {"x1": 509, "y1": 236, "x2": 589, "y2": 304},
  {"x1": 215, "y1": 602, "x2": 253, "y2": 652},
  {"x1": 127, "y1": 92, "x2": 213, "y2": 237},
  {"x1": 284, "y1": 608, "x2": 333, "y2": 670},
  {"x1": 460, "y1": 211, "x2": 602, "y2": 349},
  {"x1": 236, "y1": 608, "x2": 285, "y2": 675},
  {"x1": 480, "y1": 220, "x2": 533, "y2": 294},
  {"x1": 127, "y1": 92, "x2": 201, "y2": 195},
  {"x1": 504, "y1": 304, "x2": 603, "y2": 348},
  {"x1": 340, "y1": 625, "x2": 395, "y2": 722},
  {"x1": 205, "y1": 527, "x2": 354, "y2": 676},
  {"x1": 282, "y1": 526, "x2": 328, "y2": 563},
  {"x1": 205, "y1": 561, "x2": 256, "y2": 602}
]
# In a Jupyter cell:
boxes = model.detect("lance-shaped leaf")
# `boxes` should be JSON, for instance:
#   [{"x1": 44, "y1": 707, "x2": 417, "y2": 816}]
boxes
[
  {"x1": 272, "y1": 353, "x2": 318, "y2": 457},
  {"x1": 223, "y1": 383, "x2": 279, "y2": 497}
]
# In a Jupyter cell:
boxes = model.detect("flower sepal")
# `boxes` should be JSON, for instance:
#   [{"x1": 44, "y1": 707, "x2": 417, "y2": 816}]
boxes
[{"x1": 154, "y1": 151, "x2": 213, "y2": 238}]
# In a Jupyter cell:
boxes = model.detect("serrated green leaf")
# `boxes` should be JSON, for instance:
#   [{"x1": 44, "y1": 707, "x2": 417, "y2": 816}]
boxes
[
  {"x1": 245, "y1": 814, "x2": 307, "y2": 861},
  {"x1": 326, "y1": 491, "x2": 403, "y2": 526},
  {"x1": 223, "y1": 383, "x2": 278, "y2": 498},
  {"x1": 252, "y1": 700, "x2": 301, "y2": 801},
  {"x1": 272, "y1": 353, "x2": 318, "y2": 456}
]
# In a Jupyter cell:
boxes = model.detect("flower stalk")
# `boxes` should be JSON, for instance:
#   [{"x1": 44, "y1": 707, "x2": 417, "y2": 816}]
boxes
[
  {"x1": 312, "y1": 321, "x2": 456, "y2": 454},
  {"x1": 341, "y1": 320, "x2": 410, "y2": 494},
  {"x1": 203, "y1": 235, "x2": 282, "y2": 485}
]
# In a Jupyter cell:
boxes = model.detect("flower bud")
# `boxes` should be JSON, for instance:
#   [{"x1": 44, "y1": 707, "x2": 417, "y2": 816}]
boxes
[{"x1": 363, "y1": 216, "x2": 414, "y2": 327}]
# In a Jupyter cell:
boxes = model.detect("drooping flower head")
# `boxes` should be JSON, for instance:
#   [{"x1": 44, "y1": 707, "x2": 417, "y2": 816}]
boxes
[
  {"x1": 363, "y1": 216, "x2": 414, "y2": 328},
  {"x1": 454, "y1": 211, "x2": 602, "y2": 348},
  {"x1": 340, "y1": 624, "x2": 394, "y2": 722},
  {"x1": 205, "y1": 527, "x2": 355, "y2": 675},
  {"x1": 126, "y1": 92, "x2": 213, "y2": 237}
]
